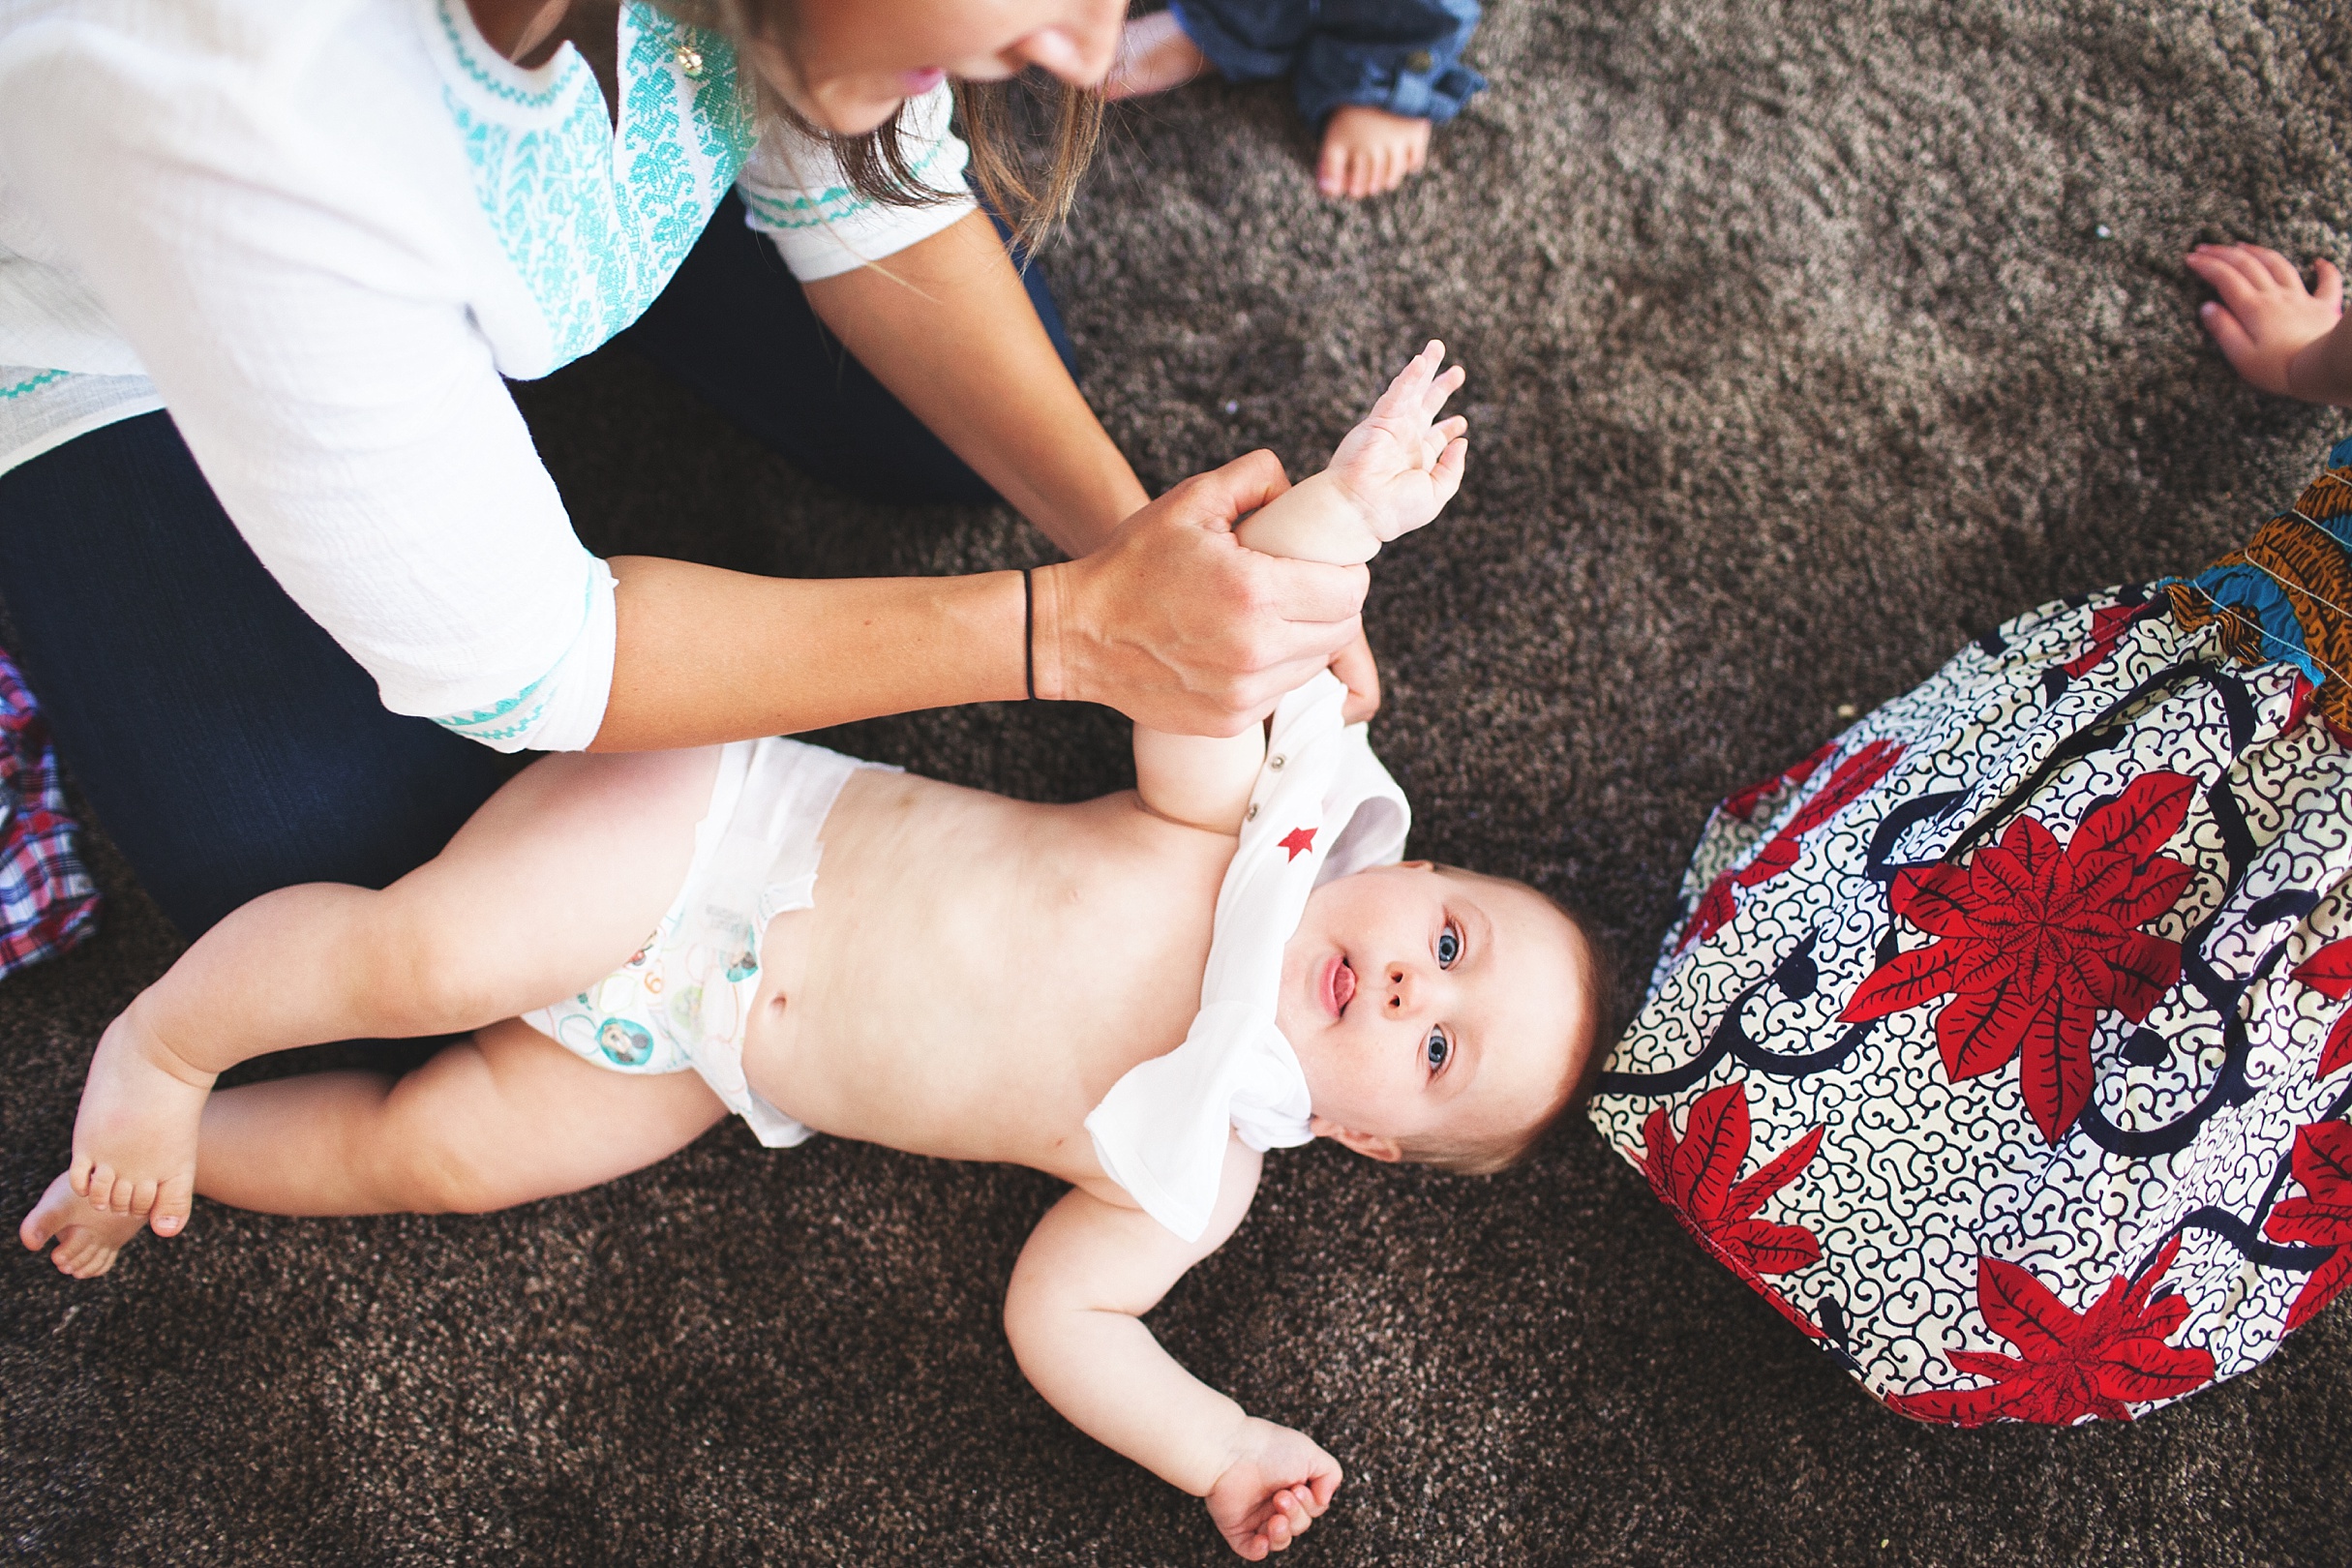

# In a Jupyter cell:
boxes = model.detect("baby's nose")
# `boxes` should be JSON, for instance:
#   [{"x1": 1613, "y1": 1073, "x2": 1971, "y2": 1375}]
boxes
[{"x1": 1383, "y1": 964, "x2": 1417, "y2": 1011}]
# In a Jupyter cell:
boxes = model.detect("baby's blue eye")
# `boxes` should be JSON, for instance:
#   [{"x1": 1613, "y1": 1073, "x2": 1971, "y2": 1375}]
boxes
[
  {"x1": 1436, "y1": 921, "x2": 1462, "y2": 968},
  {"x1": 1426, "y1": 1026, "x2": 1452, "y2": 1071}
]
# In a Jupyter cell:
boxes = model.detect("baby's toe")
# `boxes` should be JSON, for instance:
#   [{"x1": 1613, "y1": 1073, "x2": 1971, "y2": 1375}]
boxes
[{"x1": 151, "y1": 1177, "x2": 195, "y2": 1238}]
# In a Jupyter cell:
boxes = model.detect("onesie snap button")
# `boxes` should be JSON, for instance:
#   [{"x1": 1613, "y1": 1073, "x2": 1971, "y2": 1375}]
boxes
[
  {"x1": 1246, "y1": 802, "x2": 1260, "y2": 820},
  {"x1": 1270, "y1": 755, "x2": 1286, "y2": 769},
  {"x1": 1404, "y1": 48, "x2": 1433, "y2": 72}
]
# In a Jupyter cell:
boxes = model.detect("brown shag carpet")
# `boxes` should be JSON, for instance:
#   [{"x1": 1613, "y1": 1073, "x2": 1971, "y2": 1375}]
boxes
[{"x1": 9, "y1": 1, "x2": 2352, "y2": 1561}]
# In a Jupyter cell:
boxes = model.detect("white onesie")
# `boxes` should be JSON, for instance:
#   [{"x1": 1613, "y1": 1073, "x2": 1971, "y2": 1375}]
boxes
[{"x1": 1085, "y1": 672, "x2": 1413, "y2": 1241}]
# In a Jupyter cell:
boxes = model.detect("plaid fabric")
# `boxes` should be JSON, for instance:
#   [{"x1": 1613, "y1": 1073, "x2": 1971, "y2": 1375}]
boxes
[{"x1": 0, "y1": 645, "x2": 99, "y2": 976}]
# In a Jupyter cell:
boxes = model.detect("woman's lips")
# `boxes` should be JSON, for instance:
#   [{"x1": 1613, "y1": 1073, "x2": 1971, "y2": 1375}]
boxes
[{"x1": 1320, "y1": 954, "x2": 1357, "y2": 1018}]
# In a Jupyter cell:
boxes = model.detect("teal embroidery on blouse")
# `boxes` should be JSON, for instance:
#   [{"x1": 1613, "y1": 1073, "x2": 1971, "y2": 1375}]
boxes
[
  {"x1": 434, "y1": 0, "x2": 757, "y2": 374},
  {"x1": 737, "y1": 131, "x2": 957, "y2": 232},
  {"x1": 431, "y1": 668, "x2": 552, "y2": 743},
  {"x1": 0, "y1": 369, "x2": 70, "y2": 400}
]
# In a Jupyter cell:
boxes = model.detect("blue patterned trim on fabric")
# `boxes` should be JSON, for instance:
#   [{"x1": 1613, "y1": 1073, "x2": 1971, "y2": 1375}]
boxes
[
  {"x1": 434, "y1": 0, "x2": 576, "y2": 108},
  {"x1": 0, "y1": 369, "x2": 70, "y2": 401},
  {"x1": 2162, "y1": 562, "x2": 2328, "y2": 688},
  {"x1": 2154, "y1": 443, "x2": 2352, "y2": 695},
  {"x1": 430, "y1": 569, "x2": 607, "y2": 744},
  {"x1": 430, "y1": 668, "x2": 553, "y2": 742},
  {"x1": 739, "y1": 131, "x2": 956, "y2": 231},
  {"x1": 436, "y1": 0, "x2": 754, "y2": 374}
]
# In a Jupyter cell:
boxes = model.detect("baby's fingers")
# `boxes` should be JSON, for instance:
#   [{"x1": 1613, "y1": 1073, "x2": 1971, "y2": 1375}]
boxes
[
  {"x1": 1373, "y1": 340, "x2": 1446, "y2": 418},
  {"x1": 1419, "y1": 362, "x2": 1465, "y2": 420},
  {"x1": 2188, "y1": 248, "x2": 2276, "y2": 314},
  {"x1": 1420, "y1": 413, "x2": 1468, "y2": 467},
  {"x1": 2317, "y1": 258, "x2": 2345, "y2": 313},
  {"x1": 2243, "y1": 244, "x2": 2305, "y2": 289},
  {"x1": 2200, "y1": 300, "x2": 2256, "y2": 360},
  {"x1": 1431, "y1": 434, "x2": 1467, "y2": 504}
]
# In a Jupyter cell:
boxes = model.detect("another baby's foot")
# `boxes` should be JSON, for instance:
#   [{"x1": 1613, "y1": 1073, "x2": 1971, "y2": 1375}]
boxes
[
  {"x1": 1316, "y1": 106, "x2": 1432, "y2": 198},
  {"x1": 1103, "y1": 11, "x2": 1207, "y2": 101},
  {"x1": 68, "y1": 1003, "x2": 213, "y2": 1239},
  {"x1": 20, "y1": 1170, "x2": 148, "y2": 1279}
]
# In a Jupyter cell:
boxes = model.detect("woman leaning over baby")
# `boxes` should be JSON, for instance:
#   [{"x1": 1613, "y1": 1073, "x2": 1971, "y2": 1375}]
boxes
[{"x1": 0, "y1": 0, "x2": 1372, "y2": 937}]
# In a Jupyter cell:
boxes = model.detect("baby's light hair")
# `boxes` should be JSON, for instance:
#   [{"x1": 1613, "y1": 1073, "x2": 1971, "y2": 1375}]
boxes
[{"x1": 1394, "y1": 886, "x2": 1619, "y2": 1177}]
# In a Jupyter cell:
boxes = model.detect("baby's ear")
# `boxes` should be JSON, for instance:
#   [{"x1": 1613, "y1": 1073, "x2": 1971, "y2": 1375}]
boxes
[{"x1": 1310, "y1": 1115, "x2": 1403, "y2": 1162}]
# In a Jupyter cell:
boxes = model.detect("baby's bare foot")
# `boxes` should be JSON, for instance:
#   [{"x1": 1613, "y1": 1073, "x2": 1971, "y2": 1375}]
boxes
[
  {"x1": 69, "y1": 1002, "x2": 213, "y2": 1238},
  {"x1": 1103, "y1": 11, "x2": 1207, "y2": 101},
  {"x1": 1317, "y1": 106, "x2": 1432, "y2": 199},
  {"x1": 20, "y1": 1170, "x2": 148, "y2": 1278}
]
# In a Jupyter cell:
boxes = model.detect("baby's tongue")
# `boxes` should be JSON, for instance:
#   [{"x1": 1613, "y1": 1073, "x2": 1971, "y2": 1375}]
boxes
[{"x1": 1334, "y1": 959, "x2": 1357, "y2": 1012}]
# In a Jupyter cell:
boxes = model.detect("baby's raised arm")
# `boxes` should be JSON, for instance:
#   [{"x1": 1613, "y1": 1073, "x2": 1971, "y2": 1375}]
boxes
[
  {"x1": 1004, "y1": 1139, "x2": 1340, "y2": 1559},
  {"x1": 1132, "y1": 344, "x2": 1467, "y2": 830}
]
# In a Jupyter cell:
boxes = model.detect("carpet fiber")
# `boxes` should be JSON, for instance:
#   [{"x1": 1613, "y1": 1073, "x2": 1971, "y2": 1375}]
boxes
[{"x1": 8, "y1": 1, "x2": 2352, "y2": 1561}]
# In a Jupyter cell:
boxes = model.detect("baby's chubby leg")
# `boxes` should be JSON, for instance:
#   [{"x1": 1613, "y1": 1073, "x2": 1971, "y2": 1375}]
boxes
[
  {"x1": 54, "y1": 747, "x2": 721, "y2": 1243},
  {"x1": 23, "y1": 1018, "x2": 728, "y2": 1277}
]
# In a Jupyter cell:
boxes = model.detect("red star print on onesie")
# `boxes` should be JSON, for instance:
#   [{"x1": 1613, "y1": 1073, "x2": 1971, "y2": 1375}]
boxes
[{"x1": 1279, "y1": 827, "x2": 1317, "y2": 861}]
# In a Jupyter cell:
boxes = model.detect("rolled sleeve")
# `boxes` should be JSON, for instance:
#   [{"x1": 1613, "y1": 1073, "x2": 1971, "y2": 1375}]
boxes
[{"x1": 736, "y1": 81, "x2": 977, "y2": 281}]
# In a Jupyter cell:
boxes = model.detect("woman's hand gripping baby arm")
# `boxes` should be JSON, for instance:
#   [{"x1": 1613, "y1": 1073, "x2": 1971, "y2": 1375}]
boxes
[
  {"x1": 1004, "y1": 1138, "x2": 1342, "y2": 1559},
  {"x1": 1131, "y1": 344, "x2": 1469, "y2": 832}
]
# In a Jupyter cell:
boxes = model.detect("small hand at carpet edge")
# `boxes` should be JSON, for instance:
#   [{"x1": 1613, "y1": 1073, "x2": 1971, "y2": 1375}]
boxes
[
  {"x1": 1317, "y1": 105, "x2": 1432, "y2": 198},
  {"x1": 65, "y1": 1000, "x2": 215, "y2": 1239},
  {"x1": 1205, "y1": 1418, "x2": 1342, "y2": 1559},
  {"x1": 20, "y1": 1170, "x2": 149, "y2": 1278},
  {"x1": 1326, "y1": 340, "x2": 1469, "y2": 544},
  {"x1": 2186, "y1": 242, "x2": 2343, "y2": 398}
]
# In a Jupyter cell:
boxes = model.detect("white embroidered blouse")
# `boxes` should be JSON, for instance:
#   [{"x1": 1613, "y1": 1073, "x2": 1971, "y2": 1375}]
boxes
[{"x1": 0, "y1": 0, "x2": 975, "y2": 749}]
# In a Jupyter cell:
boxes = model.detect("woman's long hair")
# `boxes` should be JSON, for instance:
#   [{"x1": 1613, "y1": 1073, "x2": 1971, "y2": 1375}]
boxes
[{"x1": 655, "y1": 0, "x2": 1102, "y2": 251}]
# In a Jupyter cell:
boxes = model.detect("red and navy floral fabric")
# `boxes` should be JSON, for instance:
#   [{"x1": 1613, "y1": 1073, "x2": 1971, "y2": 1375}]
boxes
[{"x1": 1589, "y1": 439, "x2": 2352, "y2": 1425}]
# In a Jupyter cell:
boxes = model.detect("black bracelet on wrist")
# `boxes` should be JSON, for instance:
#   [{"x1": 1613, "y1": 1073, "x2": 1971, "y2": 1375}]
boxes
[{"x1": 1022, "y1": 566, "x2": 1038, "y2": 702}]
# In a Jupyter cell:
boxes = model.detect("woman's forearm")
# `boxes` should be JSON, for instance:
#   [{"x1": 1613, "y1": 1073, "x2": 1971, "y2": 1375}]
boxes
[
  {"x1": 802, "y1": 209, "x2": 1150, "y2": 556},
  {"x1": 592, "y1": 556, "x2": 1025, "y2": 749}
]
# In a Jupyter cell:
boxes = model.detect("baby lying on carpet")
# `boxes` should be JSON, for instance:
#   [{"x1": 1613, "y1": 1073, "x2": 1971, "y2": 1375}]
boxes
[{"x1": 21, "y1": 345, "x2": 1605, "y2": 1560}]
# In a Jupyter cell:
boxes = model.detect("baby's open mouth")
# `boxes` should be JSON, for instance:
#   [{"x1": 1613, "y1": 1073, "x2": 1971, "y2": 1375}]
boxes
[{"x1": 1322, "y1": 953, "x2": 1357, "y2": 1018}]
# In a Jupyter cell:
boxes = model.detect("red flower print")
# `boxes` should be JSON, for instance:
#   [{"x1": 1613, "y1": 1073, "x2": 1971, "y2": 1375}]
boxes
[
  {"x1": 1720, "y1": 741, "x2": 1837, "y2": 823},
  {"x1": 1278, "y1": 827, "x2": 1316, "y2": 861},
  {"x1": 2289, "y1": 939, "x2": 2352, "y2": 1081},
  {"x1": 1840, "y1": 771, "x2": 2196, "y2": 1143},
  {"x1": 1886, "y1": 1236, "x2": 2215, "y2": 1426},
  {"x1": 2059, "y1": 601, "x2": 2142, "y2": 681},
  {"x1": 2263, "y1": 1119, "x2": 2352, "y2": 1331},
  {"x1": 1640, "y1": 1082, "x2": 1826, "y2": 1335},
  {"x1": 1680, "y1": 740, "x2": 1906, "y2": 951}
]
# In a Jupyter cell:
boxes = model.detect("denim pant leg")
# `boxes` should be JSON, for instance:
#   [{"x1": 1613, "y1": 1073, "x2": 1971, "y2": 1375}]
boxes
[
  {"x1": 0, "y1": 412, "x2": 513, "y2": 937},
  {"x1": 618, "y1": 191, "x2": 1080, "y2": 507}
]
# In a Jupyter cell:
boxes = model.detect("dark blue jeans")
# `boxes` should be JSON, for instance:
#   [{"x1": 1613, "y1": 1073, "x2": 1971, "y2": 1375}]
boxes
[
  {"x1": 1170, "y1": 0, "x2": 1486, "y2": 126},
  {"x1": 0, "y1": 198, "x2": 1076, "y2": 936}
]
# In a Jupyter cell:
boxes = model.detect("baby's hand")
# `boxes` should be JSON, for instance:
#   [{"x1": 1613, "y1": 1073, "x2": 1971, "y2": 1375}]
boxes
[
  {"x1": 1325, "y1": 340, "x2": 1468, "y2": 544},
  {"x1": 2186, "y1": 243, "x2": 2344, "y2": 397},
  {"x1": 1204, "y1": 1418, "x2": 1342, "y2": 1559}
]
